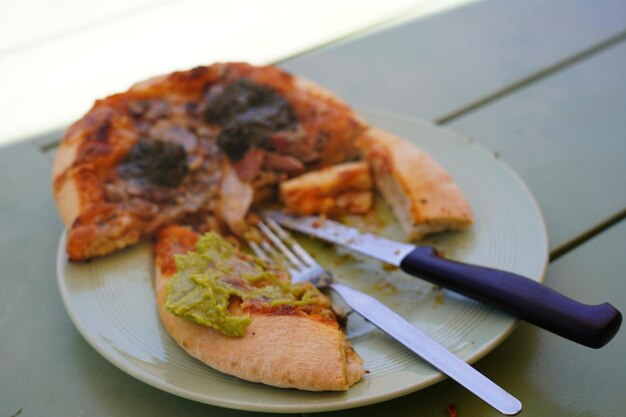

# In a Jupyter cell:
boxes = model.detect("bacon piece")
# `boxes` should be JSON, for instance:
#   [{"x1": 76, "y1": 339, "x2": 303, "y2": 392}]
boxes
[
  {"x1": 234, "y1": 148, "x2": 266, "y2": 182},
  {"x1": 263, "y1": 152, "x2": 305, "y2": 174},
  {"x1": 268, "y1": 127, "x2": 306, "y2": 154}
]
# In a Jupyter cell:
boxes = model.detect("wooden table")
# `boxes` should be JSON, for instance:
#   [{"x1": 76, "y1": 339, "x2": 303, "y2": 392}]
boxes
[{"x1": 2, "y1": 0, "x2": 625, "y2": 415}]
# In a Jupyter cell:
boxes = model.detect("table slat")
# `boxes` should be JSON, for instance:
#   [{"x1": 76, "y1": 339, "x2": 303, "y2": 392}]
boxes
[
  {"x1": 281, "y1": 0, "x2": 626, "y2": 122},
  {"x1": 449, "y1": 41, "x2": 626, "y2": 253}
]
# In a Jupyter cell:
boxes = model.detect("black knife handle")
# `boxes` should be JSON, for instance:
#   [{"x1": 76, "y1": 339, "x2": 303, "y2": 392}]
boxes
[{"x1": 400, "y1": 247, "x2": 622, "y2": 348}]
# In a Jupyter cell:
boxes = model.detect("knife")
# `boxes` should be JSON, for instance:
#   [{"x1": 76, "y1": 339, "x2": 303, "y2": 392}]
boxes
[{"x1": 269, "y1": 212, "x2": 622, "y2": 348}]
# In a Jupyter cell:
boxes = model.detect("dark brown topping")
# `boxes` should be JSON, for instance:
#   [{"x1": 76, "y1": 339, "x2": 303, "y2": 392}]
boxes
[
  {"x1": 93, "y1": 120, "x2": 111, "y2": 142},
  {"x1": 119, "y1": 138, "x2": 188, "y2": 187},
  {"x1": 128, "y1": 99, "x2": 172, "y2": 121},
  {"x1": 149, "y1": 122, "x2": 198, "y2": 152},
  {"x1": 203, "y1": 78, "x2": 297, "y2": 160}
]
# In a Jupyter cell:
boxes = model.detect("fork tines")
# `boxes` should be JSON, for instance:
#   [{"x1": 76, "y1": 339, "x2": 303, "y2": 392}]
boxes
[{"x1": 247, "y1": 217, "x2": 314, "y2": 273}]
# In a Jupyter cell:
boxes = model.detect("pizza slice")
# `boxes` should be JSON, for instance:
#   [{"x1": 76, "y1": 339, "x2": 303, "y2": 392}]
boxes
[
  {"x1": 357, "y1": 128, "x2": 473, "y2": 239},
  {"x1": 154, "y1": 225, "x2": 364, "y2": 391},
  {"x1": 52, "y1": 63, "x2": 367, "y2": 261}
]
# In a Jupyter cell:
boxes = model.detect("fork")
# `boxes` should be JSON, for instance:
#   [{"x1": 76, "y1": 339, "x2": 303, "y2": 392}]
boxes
[{"x1": 247, "y1": 217, "x2": 522, "y2": 416}]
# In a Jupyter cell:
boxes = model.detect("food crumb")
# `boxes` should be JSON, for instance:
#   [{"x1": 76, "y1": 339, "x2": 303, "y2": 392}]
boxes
[
  {"x1": 242, "y1": 227, "x2": 262, "y2": 243},
  {"x1": 374, "y1": 279, "x2": 397, "y2": 294},
  {"x1": 434, "y1": 291, "x2": 445, "y2": 306},
  {"x1": 331, "y1": 253, "x2": 357, "y2": 266},
  {"x1": 382, "y1": 263, "x2": 399, "y2": 272},
  {"x1": 311, "y1": 214, "x2": 327, "y2": 228},
  {"x1": 341, "y1": 209, "x2": 385, "y2": 232},
  {"x1": 446, "y1": 403, "x2": 457, "y2": 417},
  {"x1": 322, "y1": 241, "x2": 334, "y2": 249},
  {"x1": 225, "y1": 235, "x2": 241, "y2": 248}
]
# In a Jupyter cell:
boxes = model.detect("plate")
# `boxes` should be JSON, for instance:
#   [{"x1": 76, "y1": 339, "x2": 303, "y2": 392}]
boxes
[{"x1": 57, "y1": 109, "x2": 548, "y2": 413}]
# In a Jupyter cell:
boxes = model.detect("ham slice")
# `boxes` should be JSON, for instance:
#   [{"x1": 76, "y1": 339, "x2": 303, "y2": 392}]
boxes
[{"x1": 234, "y1": 148, "x2": 266, "y2": 182}]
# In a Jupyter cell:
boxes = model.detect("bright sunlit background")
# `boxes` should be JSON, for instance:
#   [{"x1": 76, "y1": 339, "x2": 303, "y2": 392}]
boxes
[{"x1": 0, "y1": 0, "x2": 477, "y2": 146}]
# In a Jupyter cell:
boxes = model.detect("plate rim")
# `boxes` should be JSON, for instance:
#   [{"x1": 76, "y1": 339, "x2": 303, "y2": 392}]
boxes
[{"x1": 56, "y1": 108, "x2": 549, "y2": 413}]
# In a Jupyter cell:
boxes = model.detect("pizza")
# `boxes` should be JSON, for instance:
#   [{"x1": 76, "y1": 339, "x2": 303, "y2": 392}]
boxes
[
  {"x1": 52, "y1": 62, "x2": 473, "y2": 392},
  {"x1": 52, "y1": 62, "x2": 367, "y2": 261},
  {"x1": 154, "y1": 225, "x2": 364, "y2": 390}
]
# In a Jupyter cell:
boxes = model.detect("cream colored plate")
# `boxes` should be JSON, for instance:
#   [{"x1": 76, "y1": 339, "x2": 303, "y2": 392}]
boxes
[{"x1": 57, "y1": 109, "x2": 548, "y2": 412}]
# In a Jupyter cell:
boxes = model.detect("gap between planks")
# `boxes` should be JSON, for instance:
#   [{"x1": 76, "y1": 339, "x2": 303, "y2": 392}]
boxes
[
  {"x1": 550, "y1": 209, "x2": 626, "y2": 262},
  {"x1": 435, "y1": 29, "x2": 626, "y2": 125}
]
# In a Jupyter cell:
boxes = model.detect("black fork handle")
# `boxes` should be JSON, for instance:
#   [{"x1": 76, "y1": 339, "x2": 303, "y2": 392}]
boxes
[{"x1": 400, "y1": 247, "x2": 622, "y2": 348}]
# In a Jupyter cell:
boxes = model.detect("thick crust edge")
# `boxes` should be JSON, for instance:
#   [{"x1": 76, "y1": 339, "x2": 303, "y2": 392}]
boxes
[{"x1": 358, "y1": 128, "x2": 473, "y2": 239}]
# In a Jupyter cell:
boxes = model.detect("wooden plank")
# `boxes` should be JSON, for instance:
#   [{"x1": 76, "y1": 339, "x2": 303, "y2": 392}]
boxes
[
  {"x1": 0, "y1": 143, "x2": 295, "y2": 417},
  {"x1": 303, "y1": 219, "x2": 626, "y2": 417},
  {"x1": 448, "y1": 41, "x2": 626, "y2": 253},
  {"x1": 281, "y1": 0, "x2": 626, "y2": 122}
]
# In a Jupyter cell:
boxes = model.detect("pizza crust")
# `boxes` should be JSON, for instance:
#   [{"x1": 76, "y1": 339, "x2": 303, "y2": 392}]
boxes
[
  {"x1": 280, "y1": 161, "x2": 373, "y2": 215},
  {"x1": 358, "y1": 128, "x2": 473, "y2": 239},
  {"x1": 53, "y1": 105, "x2": 136, "y2": 228},
  {"x1": 156, "y1": 277, "x2": 363, "y2": 390},
  {"x1": 154, "y1": 226, "x2": 364, "y2": 391},
  {"x1": 54, "y1": 169, "x2": 81, "y2": 227},
  {"x1": 292, "y1": 77, "x2": 367, "y2": 166}
]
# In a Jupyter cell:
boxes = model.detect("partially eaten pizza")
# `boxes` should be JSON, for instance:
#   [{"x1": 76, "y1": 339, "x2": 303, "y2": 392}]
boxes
[{"x1": 52, "y1": 62, "x2": 472, "y2": 392}]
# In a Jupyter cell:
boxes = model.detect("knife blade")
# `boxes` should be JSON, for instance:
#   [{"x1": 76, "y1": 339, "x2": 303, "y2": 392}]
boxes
[
  {"x1": 329, "y1": 281, "x2": 522, "y2": 415},
  {"x1": 272, "y1": 211, "x2": 416, "y2": 265},
  {"x1": 269, "y1": 212, "x2": 622, "y2": 349}
]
